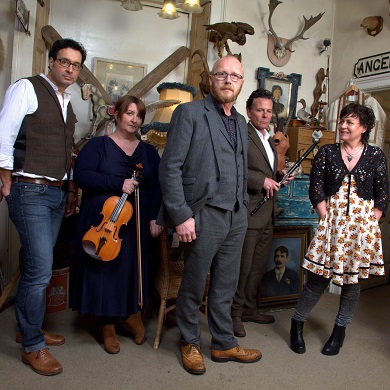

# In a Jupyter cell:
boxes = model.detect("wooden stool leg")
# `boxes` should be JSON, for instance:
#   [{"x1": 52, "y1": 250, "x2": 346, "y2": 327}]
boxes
[
  {"x1": 153, "y1": 298, "x2": 167, "y2": 349},
  {"x1": 0, "y1": 266, "x2": 20, "y2": 310}
]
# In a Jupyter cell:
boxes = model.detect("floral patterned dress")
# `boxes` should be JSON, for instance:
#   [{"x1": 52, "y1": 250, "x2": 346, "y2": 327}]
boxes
[{"x1": 302, "y1": 175, "x2": 384, "y2": 286}]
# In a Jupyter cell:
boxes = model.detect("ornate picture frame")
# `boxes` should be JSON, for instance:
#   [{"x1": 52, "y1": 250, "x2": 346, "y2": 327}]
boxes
[
  {"x1": 257, "y1": 67, "x2": 302, "y2": 119},
  {"x1": 258, "y1": 225, "x2": 311, "y2": 306},
  {"x1": 94, "y1": 58, "x2": 147, "y2": 104}
]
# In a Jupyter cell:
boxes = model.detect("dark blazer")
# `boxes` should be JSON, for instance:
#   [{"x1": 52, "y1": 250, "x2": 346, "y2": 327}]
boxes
[
  {"x1": 157, "y1": 94, "x2": 249, "y2": 227},
  {"x1": 246, "y1": 123, "x2": 278, "y2": 229},
  {"x1": 260, "y1": 267, "x2": 300, "y2": 297}
]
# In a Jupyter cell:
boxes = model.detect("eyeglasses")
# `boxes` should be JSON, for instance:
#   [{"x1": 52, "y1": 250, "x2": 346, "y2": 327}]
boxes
[
  {"x1": 56, "y1": 58, "x2": 83, "y2": 71},
  {"x1": 212, "y1": 71, "x2": 243, "y2": 82}
]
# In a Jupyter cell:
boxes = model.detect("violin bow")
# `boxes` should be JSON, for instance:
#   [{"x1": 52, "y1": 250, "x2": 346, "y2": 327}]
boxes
[{"x1": 133, "y1": 164, "x2": 143, "y2": 308}]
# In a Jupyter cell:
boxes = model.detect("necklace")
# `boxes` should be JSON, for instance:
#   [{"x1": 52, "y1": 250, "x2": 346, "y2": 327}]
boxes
[{"x1": 342, "y1": 144, "x2": 364, "y2": 162}]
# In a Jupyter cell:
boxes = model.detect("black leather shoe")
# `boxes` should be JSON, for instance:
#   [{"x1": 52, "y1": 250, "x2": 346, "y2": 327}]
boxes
[
  {"x1": 322, "y1": 324, "x2": 346, "y2": 356},
  {"x1": 290, "y1": 319, "x2": 306, "y2": 354},
  {"x1": 232, "y1": 317, "x2": 246, "y2": 337},
  {"x1": 242, "y1": 312, "x2": 275, "y2": 324}
]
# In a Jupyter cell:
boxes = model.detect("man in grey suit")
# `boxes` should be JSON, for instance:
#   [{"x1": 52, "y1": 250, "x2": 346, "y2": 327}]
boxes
[
  {"x1": 231, "y1": 88, "x2": 293, "y2": 337},
  {"x1": 158, "y1": 56, "x2": 261, "y2": 375}
]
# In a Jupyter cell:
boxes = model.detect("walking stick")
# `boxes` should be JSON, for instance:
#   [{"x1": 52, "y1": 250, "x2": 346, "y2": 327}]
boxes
[{"x1": 250, "y1": 130, "x2": 323, "y2": 216}]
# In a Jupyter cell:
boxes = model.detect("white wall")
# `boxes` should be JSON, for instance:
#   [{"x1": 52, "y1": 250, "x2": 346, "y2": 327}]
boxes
[
  {"x1": 210, "y1": 0, "x2": 336, "y2": 116},
  {"x1": 50, "y1": 0, "x2": 191, "y2": 142},
  {"x1": 330, "y1": 0, "x2": 390, "y2": 102}
]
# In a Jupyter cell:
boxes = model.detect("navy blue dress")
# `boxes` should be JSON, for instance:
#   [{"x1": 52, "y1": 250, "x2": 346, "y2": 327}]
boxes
[{"x1": 71, "y1": 136, "x2": 161, "y2": 317}]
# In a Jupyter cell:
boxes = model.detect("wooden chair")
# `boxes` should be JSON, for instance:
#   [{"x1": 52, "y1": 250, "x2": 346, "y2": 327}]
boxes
[{"x1": 153, "y1": 228, "x2": 209, "y2": 349}]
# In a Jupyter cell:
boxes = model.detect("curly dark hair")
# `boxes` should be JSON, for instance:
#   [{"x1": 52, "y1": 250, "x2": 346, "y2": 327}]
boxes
[
  {"x1": 246, "y1": 88, "x2": 274, "y2": 110},
  {"x1": 49, "y1": 39, "x2": 87, "y2": 65},
  {"x1": 339, "y1": 103, "x2": 376, "y2": 144}
]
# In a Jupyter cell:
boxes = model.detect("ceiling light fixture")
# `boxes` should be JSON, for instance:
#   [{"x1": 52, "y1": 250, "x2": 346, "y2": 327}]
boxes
[
  {"x1": 121, "y1": 0, "x2": 143, "y2": 11},
  {"x1": 181, "y1": 0, "x2": 203, "y2": 14},
  {"x1": 158, "y1": 0, "x2": 179, "y2": 19}
]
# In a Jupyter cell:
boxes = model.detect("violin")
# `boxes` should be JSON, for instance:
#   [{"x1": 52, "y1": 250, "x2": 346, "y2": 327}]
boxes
[{"x1": 82, "y1": 164, "x2": 142, "y2": 261}]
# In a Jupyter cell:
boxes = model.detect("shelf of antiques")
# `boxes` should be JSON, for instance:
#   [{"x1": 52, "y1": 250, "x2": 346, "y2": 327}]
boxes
[{"x1": 286, "y1": 126, "x2": 335, "y2": 174}]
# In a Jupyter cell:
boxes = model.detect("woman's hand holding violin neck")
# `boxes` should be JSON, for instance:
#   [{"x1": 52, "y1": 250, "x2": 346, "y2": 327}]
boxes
[{"x1": 122, "y1": 178, "x2": 139, "y2": 195}]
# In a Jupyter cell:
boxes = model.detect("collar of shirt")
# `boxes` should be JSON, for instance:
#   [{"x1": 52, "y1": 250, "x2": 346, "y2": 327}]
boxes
[
  {"x1": 211, "y1": 94, "x2": 238, "y2": 119},
  {"x1": 275, "y1": 268, "x2": 285, "y2": 281},
  {"x1": 249, "y1": 121, "x2": 269, "y2": 141},
  {"x1": 39, "y1": 73, "x2": 72, "y2": 99}
]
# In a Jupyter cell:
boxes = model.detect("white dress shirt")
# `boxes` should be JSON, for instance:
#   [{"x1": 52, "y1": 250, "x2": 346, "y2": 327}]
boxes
[
  {"x1": 0, "y1": 74, "x2": 72, "y2": 179},
  {"x1": 249, "y1": 121, "x2": 275, "y2": 170}
]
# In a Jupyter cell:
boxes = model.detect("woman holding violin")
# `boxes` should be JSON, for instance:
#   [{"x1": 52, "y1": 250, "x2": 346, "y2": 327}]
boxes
[{"x1": 71, "y1": 95, "x2": 162, "y2": 354}]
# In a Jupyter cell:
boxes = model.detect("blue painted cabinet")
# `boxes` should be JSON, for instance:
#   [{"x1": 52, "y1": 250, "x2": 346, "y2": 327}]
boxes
[{"x1": 275, "y1": 175, "x2": 318, "y2": 230}]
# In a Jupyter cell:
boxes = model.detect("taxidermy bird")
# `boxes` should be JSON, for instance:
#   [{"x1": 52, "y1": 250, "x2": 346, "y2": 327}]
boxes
[{"x1": 297, "y1": 99, "x2": 318, "y2": 126}]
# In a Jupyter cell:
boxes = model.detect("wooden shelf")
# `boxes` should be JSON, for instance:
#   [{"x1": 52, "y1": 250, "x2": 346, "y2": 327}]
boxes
[{"x1": 287, "y1": 127, "x2": 335, "y2": 174}]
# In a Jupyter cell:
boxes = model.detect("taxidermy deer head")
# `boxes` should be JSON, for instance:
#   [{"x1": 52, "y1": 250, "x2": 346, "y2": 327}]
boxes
[{"x1": 267, "y1": 0, "x2": 325, "y2": 67}]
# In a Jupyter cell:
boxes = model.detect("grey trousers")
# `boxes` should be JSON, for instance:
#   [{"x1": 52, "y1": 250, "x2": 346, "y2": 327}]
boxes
[
  {"x1": 293, "y1": 272, "x2": 361, "y2": 327},
  {"x1": 176, "y1": 205, "x2": 247, "y2": 350}
]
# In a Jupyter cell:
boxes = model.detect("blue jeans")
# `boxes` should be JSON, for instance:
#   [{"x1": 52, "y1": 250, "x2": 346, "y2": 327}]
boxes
[{"x1": 6, "y1": 182, "x2": 66, "y2": 352}]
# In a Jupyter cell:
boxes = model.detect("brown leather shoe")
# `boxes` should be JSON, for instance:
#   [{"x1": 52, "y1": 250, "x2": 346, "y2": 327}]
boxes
[
  {"x1": 16, "y1": 330, "x2": 65, "y2": 346},
  {"x1": 124, "y1": 311, "x2": 145, "y2": 345},
  {"x1": 102, "y1": 325, "x2": 120, "y2": 354},
  {"x1": 232, "y1": 317, "x2": 246, "y2": 337},
  {"x1": 22, "y1": 348, "x2": 63, "y2": 376},
  {"x1": 211, "y1": 345, "x2": 262, "y2": 363},
  {"x1": 180, "y1": 343, "x2": 206, "y2": 375},
  {"x1": 242, "y1": 312, "x2": 275, "y2": 324}
]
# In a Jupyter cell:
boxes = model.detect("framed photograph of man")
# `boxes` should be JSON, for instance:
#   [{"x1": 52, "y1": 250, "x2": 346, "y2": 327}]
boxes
[
  {"x1": 257, "y1": 67, "x2": 302, "y2": 120},
  {"x1": 258, "y1": 226, "x2": 311, "y2": 306}
]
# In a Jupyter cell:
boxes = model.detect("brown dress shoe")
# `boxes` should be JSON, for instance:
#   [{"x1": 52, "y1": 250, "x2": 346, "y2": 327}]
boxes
[
  {"x1": 16, "y1": 330, "x2": 65, "y2": 346},
  {"x1": 242, "y1": 312, "x2": 275, "y2": 324},
  {"x1": 232, "y1": 317, "x2": 246, "y2": 337},
  {"x1": 180, "y1": 343, "x2": 206, "y2": 375},
  {"x1": 211, "y1": 345, "x2": 262, "y2": 363},
  {"x1": 102, "y1": 325, "x2": 120, "y2": 354},
  {"x1": 22, "y1": 348, "x2": 63, "y2": 376},
  {"x1": 124, "y1": 311, "x2": 145, "y2": 345}
]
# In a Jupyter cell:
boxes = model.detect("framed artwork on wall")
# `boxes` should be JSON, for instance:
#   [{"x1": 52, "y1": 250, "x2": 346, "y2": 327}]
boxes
[
  {"x1": 94, "y1": 58, "x2": 147, "y2": 104},
  {"x1": 257, "y1": 67, "x2": 302, "y2": 119},
  {"x1": 15, "y1": 0, "x2": 30, "y2": 34},
  {"x1": 258, "y1": 225, "x2": 311, "y2": 306}
]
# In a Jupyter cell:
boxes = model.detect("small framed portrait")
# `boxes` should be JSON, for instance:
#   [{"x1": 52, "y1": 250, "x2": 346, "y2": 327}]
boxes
[
  {"x1": 257, "y1": 67, "x2": 302, "y2": 120},
  {"x1": 258, "y1": 225, "x2": 311, "y2": 306},
  {"x1": 94, "y1": 58, "x2": 147, "y2": 104},
  {"x1": 15, "y1": 0, "x2": 30, "y2": 34}
]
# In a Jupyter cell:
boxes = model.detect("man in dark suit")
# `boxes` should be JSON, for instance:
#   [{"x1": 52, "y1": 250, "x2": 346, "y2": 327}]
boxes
[
  {"x1": 158, "y1": 56, "x2": 261, "y2": 375},
  {"x1": 260, "y1": 246, "x2": 300, "y2": 297},
  {"x1": 231, "y1": 88, "x2": 293, "y2": 337}
]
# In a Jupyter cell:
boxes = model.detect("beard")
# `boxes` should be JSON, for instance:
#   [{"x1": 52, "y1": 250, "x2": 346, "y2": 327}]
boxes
[{"x1": 212, "y1": 83, "x2": 243, "y2": 104}]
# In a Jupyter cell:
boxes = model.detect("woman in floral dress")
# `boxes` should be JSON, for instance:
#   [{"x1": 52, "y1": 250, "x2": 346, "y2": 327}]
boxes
[{"x1": 290, "y1": 103, "x2": 389, "y2": 356}]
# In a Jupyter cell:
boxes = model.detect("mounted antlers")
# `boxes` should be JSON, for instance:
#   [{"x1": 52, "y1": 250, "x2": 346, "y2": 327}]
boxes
[{"x1": 267, "y1": 0, "x2": 325, "y2": 67}]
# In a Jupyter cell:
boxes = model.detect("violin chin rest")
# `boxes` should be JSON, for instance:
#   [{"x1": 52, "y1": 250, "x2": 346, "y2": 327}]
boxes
[{"x1": 82, "y1": 240, "x2": 102, "y2": 261}]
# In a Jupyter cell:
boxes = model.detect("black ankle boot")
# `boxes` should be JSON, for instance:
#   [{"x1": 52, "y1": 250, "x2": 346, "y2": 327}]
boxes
[
  {"x1": 290, "y1": 319, "x2": 306, "y2": 354},
  {"x1": 322, "y1": 324, "x2": 346, "y2": 356}
]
